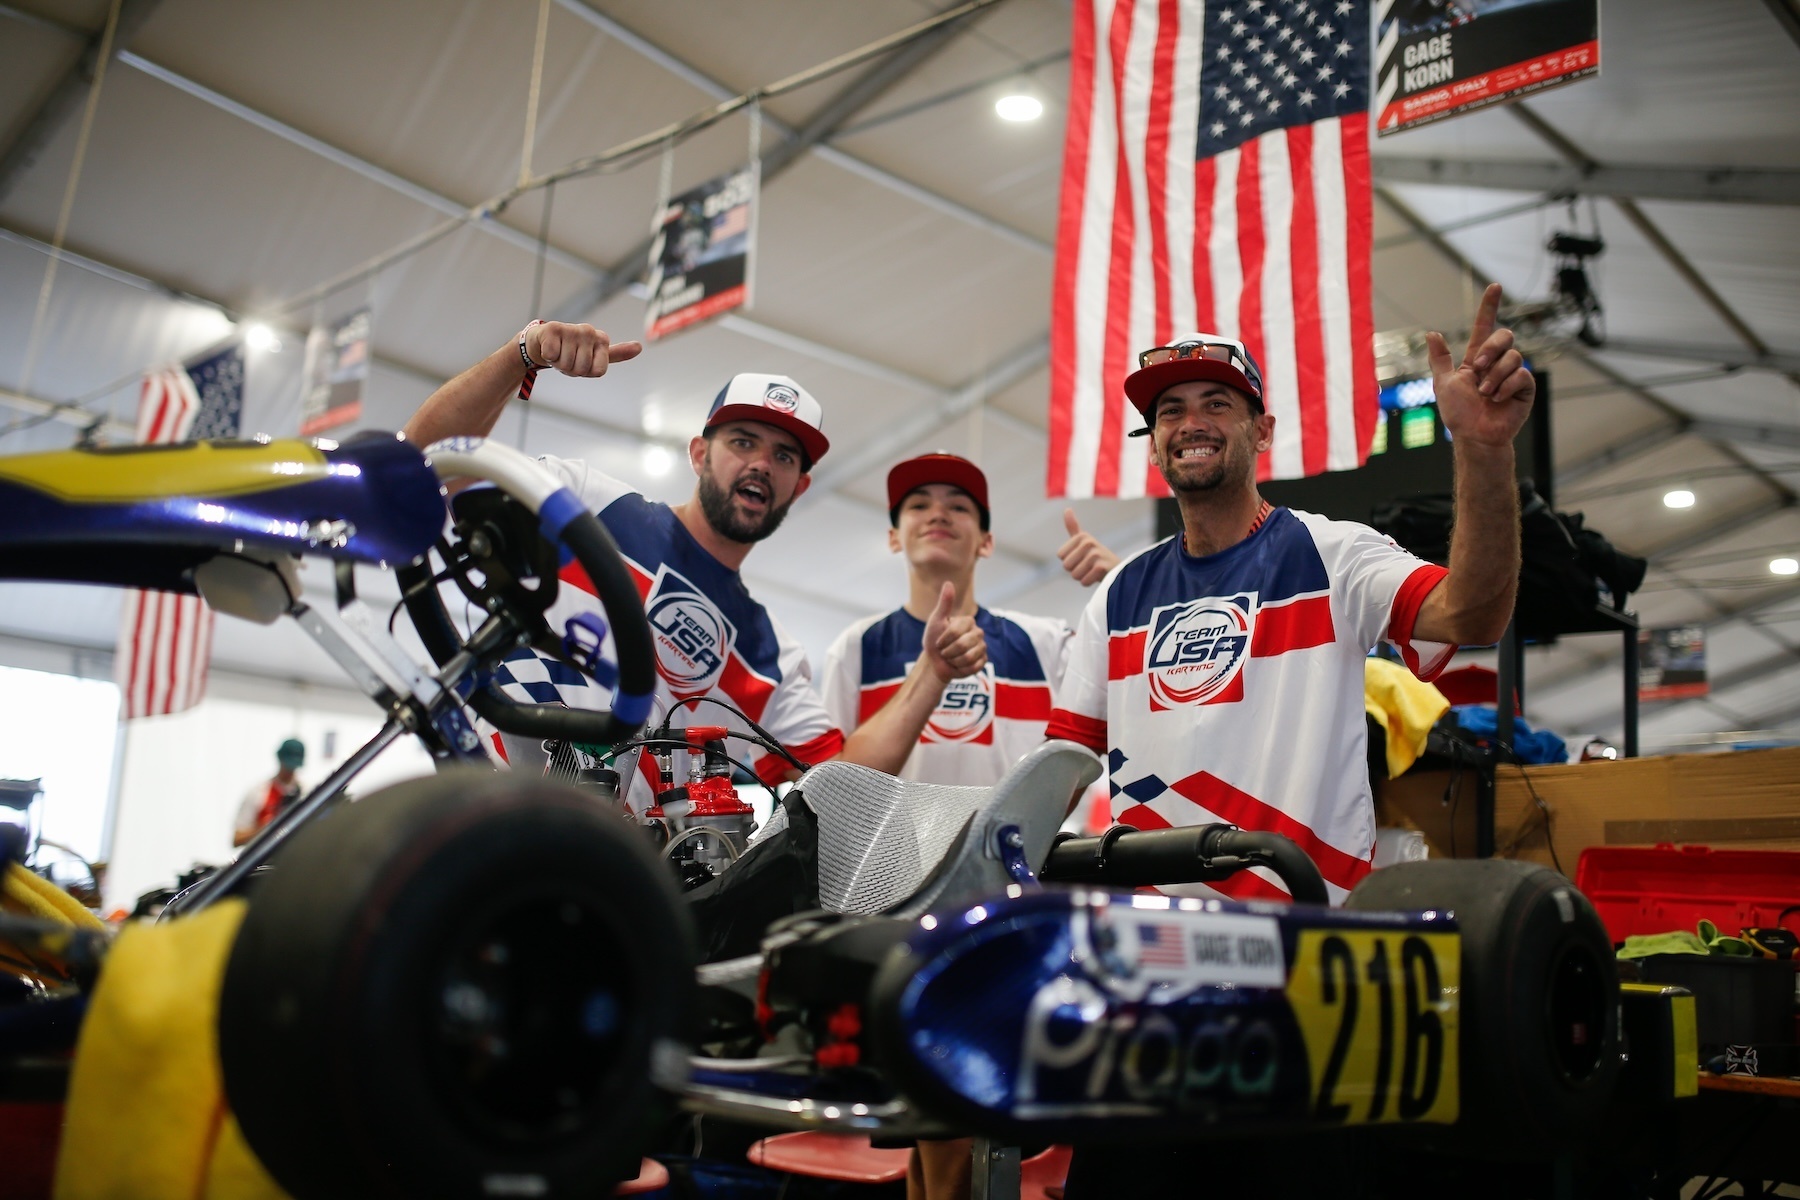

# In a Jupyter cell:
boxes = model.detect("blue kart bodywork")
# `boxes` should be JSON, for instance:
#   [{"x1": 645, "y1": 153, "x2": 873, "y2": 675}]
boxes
[{"x1": 0, "y1": 433, "x2": 444, "y2": 591}]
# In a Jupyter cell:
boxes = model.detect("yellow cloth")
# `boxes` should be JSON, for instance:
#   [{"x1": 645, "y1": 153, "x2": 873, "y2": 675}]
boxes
[
  {"x1": 1364, "y1": 657, "x2": 1451, "y2": 780},
  {"x1": 2, "y1": 861, "x2": 106, "y2": 932},
  {"x1": 55, "y1": 900, "x2": 290, "y2": 1200}
]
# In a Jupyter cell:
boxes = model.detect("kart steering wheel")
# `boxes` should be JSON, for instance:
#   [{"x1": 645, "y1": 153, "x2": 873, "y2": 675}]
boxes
[{"x1": 397, "y1": 437, "x2": 656, "y2": 747}]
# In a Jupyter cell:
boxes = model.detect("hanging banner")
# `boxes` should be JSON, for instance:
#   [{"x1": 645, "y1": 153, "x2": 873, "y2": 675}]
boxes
[
  {"x1": 299, "y1": 307, "x2": 370, "y2": 435},
  {"x1": 1638, "y1": 625, "x2": 1708, "y2": 702},
  {"x1": 1375, "y1": 0, "x2": 1599, "y2": 137},
  {"x1": 643, "y1": 164, "x2": 757, "y2": 341}
]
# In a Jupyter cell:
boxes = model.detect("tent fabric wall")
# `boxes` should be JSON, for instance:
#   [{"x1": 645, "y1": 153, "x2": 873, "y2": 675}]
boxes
[{"x1": 0, "y1": 0, "x2": 1796, "y2": 758}]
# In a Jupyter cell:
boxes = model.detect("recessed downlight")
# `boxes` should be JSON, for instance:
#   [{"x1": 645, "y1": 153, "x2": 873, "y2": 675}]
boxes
[{"x1": 995, "y1": 94, "x2": 1043, "y2": 122}]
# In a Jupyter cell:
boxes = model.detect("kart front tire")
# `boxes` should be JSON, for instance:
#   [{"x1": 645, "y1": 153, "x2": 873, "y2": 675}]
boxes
[{"x1": 218, "y1": 771, "x2": 695, "y2": 1199}]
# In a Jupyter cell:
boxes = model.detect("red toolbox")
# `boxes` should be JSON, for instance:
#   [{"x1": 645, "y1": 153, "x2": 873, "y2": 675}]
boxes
[
  {"x1": 1574, "y1": 843, "x2": 1800, "y2": 945},
  {"x1": 1577, "y1": 843, "x2": 1800, "y2": 1076}
]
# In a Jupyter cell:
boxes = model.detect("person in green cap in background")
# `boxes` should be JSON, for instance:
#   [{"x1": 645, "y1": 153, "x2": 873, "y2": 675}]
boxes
[{"x1": 232, "y1": 738, "x2": 305, "y2": 847}]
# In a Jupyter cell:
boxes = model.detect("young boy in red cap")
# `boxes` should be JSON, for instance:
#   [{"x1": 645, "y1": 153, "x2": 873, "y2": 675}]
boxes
[
  {"x1": 823, "y1": 453, "x2": 1119, "y2": 786},
  {"x1": 821, "y1": 452, "x2": 1118, "y2": 1200}
]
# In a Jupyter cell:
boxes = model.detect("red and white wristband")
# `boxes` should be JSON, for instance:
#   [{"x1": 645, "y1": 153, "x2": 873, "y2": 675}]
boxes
[{"x1": 517, "y1": 319, "x2": 546, "y2": 401}]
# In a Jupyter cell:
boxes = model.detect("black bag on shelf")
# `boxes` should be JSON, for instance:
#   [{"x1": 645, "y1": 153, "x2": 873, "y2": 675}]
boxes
[{"x1": 1371, "y1": 482, "x2": 1647, "y2": 640}]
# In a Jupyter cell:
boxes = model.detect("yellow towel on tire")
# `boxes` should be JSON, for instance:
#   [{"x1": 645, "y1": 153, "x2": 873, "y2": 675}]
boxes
[{"x1": 54, "y1": 900, "x2": 289, "y2": 1200}]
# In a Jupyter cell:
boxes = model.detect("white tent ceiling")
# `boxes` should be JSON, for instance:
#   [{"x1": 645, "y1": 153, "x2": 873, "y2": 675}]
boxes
[{"x1": 2, "y1": 0, "x2": 1798, "y2": 755}]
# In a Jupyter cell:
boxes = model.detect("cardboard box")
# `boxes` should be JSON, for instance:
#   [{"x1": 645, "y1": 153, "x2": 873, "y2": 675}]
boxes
[{"x1": 1376, "y1": 745, "x2": 1800, "y2": 871}]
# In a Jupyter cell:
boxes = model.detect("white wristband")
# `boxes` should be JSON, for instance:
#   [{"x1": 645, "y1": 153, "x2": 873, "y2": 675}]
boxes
[{"x1": 518, "y1": 319, "x2": 548, "y2": 370}]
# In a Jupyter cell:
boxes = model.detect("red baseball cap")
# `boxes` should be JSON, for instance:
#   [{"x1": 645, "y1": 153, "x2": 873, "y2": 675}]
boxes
[
  {"x1": 705, "y1": 373, "x2": 830, "y2": 468},
  {"x1": 886, "y1": 453, "x2": 989, "y2": 528},
  {"x1": 1122, "y1": 334, "x2": 1265, "y2": 432}
]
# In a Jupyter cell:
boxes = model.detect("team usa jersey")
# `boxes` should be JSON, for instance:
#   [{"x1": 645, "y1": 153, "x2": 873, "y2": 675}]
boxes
[
  {"x1": 822, "y1": 607, "x2": 1072, "y2": 787},
  {"x1": 1046, "y1": 508, "x2": 1451, "y2": 905},
  {"x1": 489, "y1": 458, "x2": 843, "y2": 811}
]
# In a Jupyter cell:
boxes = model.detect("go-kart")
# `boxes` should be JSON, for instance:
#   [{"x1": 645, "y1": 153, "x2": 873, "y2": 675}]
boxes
[{"x1": 0, "y1": 432, "x2": 1686, "y2": 1199}]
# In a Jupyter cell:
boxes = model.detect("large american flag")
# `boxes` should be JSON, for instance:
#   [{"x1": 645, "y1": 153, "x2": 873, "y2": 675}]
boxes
[
  {"x1": 115, "y1": 344, "x2": 245, "y2": 718},
  {"x1": 1049, "y1": 0, "x2": 1377, "y2": 498}
]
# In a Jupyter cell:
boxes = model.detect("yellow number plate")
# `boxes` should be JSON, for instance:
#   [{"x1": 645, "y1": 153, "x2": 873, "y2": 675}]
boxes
[{"x1": 1286, "y1": 929, "x2": 1460, "y2": 1125}]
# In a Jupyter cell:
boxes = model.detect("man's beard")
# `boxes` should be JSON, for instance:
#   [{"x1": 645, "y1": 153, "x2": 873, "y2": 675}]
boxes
[
  {"x1": 1155, "y1": 437, "x2": 1241, "y2": 494},
  {"x1": 697, "y1": 467, "x2": 794, "y2": 544}
]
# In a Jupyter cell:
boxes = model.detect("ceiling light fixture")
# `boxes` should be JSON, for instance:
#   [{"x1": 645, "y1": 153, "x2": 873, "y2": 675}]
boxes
[
  {"x1": 642, "y1": 445, "x2": 672, "y2": 477},
  {"x1": 995, "y1": 94, "x2": 1043, "y2": 122},
  {"x1": 1662, "y1": 489, "x2": 1695, "y2": 509},
  {"x1": 1771, "y1": 557, "x2": 1799, "y2": 576},
  {"x1": 245, "y1": 323, "x2": 281, "y2": 353}
]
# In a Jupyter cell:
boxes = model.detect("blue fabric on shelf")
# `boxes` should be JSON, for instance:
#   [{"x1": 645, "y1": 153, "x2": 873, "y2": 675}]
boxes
[{"x1": 1450, "y1": 705, "x2": 1569, "y2": 765}]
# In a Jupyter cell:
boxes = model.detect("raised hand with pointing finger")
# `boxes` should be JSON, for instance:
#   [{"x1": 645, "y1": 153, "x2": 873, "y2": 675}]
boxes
[
  {"x1": 1409, "y1": 281, "x2": 1533, "y2": 648},
  {"x1": 1057, "y1": 508, "x2": 1121, "y2": 587},
  {"x1": 1427, "y1": 282, "x2": 1534, "y2": 447},
  {"x1": 523, "y1": 320, "x2": 643, "y2": 379},
  {"x1": 403, "y1": 320, "x2": 643, "y2": 446}
]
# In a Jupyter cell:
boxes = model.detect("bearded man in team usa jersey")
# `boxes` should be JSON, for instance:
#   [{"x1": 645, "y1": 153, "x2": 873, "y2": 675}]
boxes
[
  {"x1": 1046, "y1": 284, "x2": 1532, "y2": 907},
  {"x1": 403, "y1": 321, "x2": 988, "y2": 811}
]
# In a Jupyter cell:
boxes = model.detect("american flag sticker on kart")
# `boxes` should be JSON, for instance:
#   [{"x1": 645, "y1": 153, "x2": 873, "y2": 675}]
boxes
[{"x1": 1113, "y1": 907, "x2": 1286, "y2": 989}]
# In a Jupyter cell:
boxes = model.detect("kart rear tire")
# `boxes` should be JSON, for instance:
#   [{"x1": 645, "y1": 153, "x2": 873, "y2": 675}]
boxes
[
  {"x1": 1345, "y1": 859, "x2": 1618, "y2": 1156},
  {"x1": 218, "y1": 770, "x2": 695, "y2": 1199}
]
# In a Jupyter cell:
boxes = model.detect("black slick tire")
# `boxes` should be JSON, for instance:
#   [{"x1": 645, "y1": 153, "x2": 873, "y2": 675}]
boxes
[
  {"x1": 218, "y1": 770, "x2": 695, "y2": 1198},
  {"x1": 1346, "y1": 858, "x2": 1618, "y2": 1157}
]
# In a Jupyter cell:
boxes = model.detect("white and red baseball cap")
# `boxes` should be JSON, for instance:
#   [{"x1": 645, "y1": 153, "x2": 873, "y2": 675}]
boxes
[{"x1": 704, "y1": 374, "x2": 830, "y2": 468}]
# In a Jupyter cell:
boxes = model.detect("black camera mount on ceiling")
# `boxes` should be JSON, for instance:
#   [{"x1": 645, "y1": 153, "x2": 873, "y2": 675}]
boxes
[{"x1": 1548, "y1": 230, "x2": 1606, "y2": 347}]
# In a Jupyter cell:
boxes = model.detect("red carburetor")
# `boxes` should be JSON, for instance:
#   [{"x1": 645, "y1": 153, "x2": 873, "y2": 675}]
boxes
[{"x1": 644, "y1": 725, "x2": 756, "y2": 880}]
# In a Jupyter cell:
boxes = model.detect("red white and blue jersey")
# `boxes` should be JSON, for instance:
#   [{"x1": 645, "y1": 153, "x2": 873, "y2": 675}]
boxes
[
  {"x1": 1046, "y1": 508, "x2": 1450, "y2": 905},
  {"x1": 822, "y1": 607, "x2": 1071, "y2": 787},
  {"x1": 490, "y1": 458, "x2": 842, "y2": 810}
]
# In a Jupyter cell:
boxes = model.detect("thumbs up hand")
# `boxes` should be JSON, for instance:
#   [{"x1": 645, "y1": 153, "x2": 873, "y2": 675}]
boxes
[
  {"x1": 922, "y1": 581, "x2": 987, "y2": 683},
  {"x1": 1058, "y1": 508, "x2": 1121, "y2": 587}
]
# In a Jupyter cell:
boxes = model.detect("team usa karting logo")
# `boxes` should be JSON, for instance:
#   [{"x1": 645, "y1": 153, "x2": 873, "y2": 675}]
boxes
[
  {"x1": 762, "y1": 382, "x2": 800, "y2": 412},
  {"x1": 1143, "y1": 594, "x2": 1255, "y2": 711},
  {"x1": 923, "y1": 667, "x2": 994, "y2": 744},
  {"x1": 644, "y1": 567, "x2": 736, "y2": 696}
]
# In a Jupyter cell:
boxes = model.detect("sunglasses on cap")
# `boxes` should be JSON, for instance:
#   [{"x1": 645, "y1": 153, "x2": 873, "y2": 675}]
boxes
[{"x1": 1137, "y1": 337, "x2": 1254, "y2": 374}]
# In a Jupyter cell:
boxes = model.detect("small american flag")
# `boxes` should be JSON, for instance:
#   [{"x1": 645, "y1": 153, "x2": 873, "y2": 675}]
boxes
[
  {"x1": 115, "y1": 344, "x2": 245, "y2": 719},
  {"x1": 1137, "y1": 920, "x2": 1190, "y2": 967},
  {"x1": 1049, "y1": 0, "x2": 1377, "y2": 497},
  {"x1": 712, "y1": 203, "x2": 751, "y2": 241}
]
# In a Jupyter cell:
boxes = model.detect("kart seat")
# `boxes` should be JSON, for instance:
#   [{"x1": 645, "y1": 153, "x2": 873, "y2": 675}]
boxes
[
  {"x1": 785, "y1": 739, "x2": 1102, "y2": 917},
  {"x1": 748, "y1": 1133, "x2": 1071, "y2": 1196},
  {"x1": 748, "y1": 1131, "x2": 909, "y2": 1184},
  {"x1": 613, "y1": 1157, "x2": 670, "y2": 1194}
]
